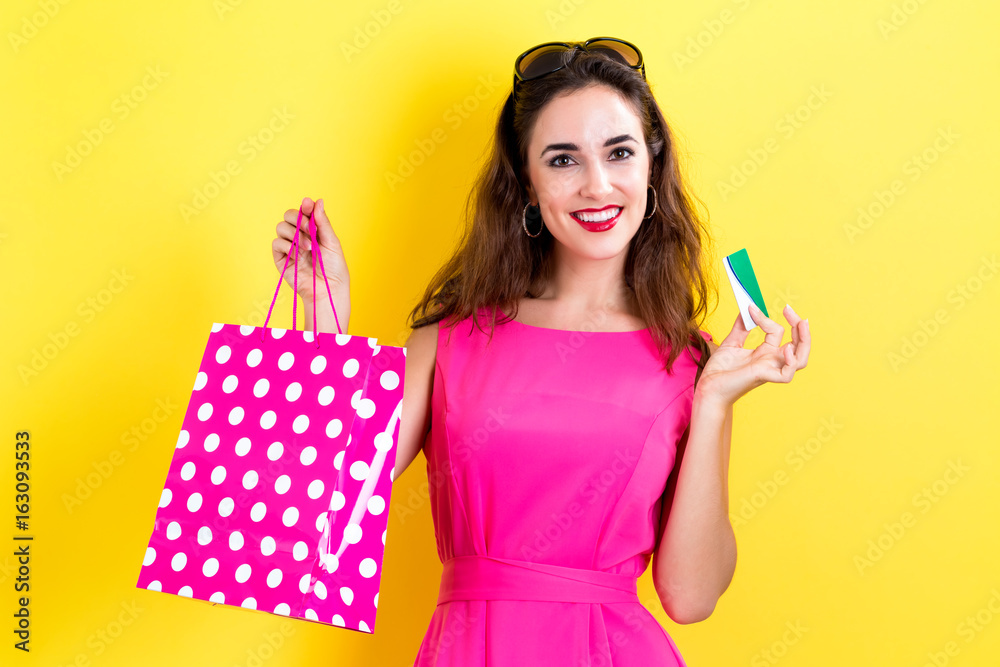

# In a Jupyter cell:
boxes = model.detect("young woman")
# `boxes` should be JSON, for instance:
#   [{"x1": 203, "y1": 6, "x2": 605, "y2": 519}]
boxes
[{"x1": 272, "y1": 36, "x2": 811, "y2": 667}]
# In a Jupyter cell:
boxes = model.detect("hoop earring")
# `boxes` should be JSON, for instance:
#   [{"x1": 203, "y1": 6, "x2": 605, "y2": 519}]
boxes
[
  {"x1": 523, "y1": 202, "x2": 543, "y2": 237},
  {"x1": 643, "y1": 184, "x2": 658, "y2": 220}
]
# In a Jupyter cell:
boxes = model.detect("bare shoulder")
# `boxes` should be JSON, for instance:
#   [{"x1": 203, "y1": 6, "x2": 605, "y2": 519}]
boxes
[
  {"x1": 391, "y1": 320, "x2": 439, "y2": 483},
  {"x1": 405, "y1": 320, "x2": 439, "y2": 361}
]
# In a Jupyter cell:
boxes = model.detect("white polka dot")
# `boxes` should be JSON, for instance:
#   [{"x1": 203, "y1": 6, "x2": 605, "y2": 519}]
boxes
[
  {"x1": 315, "y1": 513, "x2": 328, "y2": 532},
  {"x1": 330, "y1": 491, "x2": 346, "y2": 511},
  {"x1": 350, "y1": 460, "x2": 370, "y2": 481},
  {"x1": 326, "y1": 419, "x2": 343, "y2": 439},
  {"x1": 304, "y1": 608, "x2": 318, "y2": 621},
  {"x1": 334, "y1": 449, "x2": 345, "y2": 469},
  {"x1": 335, "y1": 333, "x2": 351, "y2": 345},
  {"x1": 300, "y1": 446, "x2": 317, "y2": 465},
  {"x1": 216, "y1": 345, "x2": 232, "y2": 363},
  {"x1": 359, "y1": 558, "x2": 377, "y2": 578},
  {"x1": 292, "y1": 541, "x2": 309, "y2": 561},
  {"x1": 211, "y1": 323, "x2": 224, "y2": 332},
  {"x1": 314, "y1": 581, "x2": 328, "y2": 600},
  {"x1": 228, "y1": 406, "x2": 245, "y2": 425},
  {"x1": 187, "y1": 492, "x2": 203, "y2": 512},
  {"x1": 367, "y1": 495, "x2": 385, "y2": 515},
  {"x1": 303, "y1": 330, "x2": 314, "y2": 343},
  {"x1": 198, "y1": 526, "x2": 213, "y2": 545},
  {"x1": 241, "y1": 597, "x2": 257, "y2": 609},
  {"x1": 368, "y1": 337, "x2": 378, "y2": 349},
  {"x1": 246, "y1": 349, "x2": 263, "y2": 367},
  {"x1": 159, "y1": 488, "x2": 172, "y2": 508},
  {"x1": 229, "y1": 531, "x2": 244, "y2": 550},
  {"x1": 203, "y1": 558, "x2": 220, "y2": 577},
  {"x1": 267, "y1": 442, "x2": 284, "y2": 461},
  {"x1": 351, "y1": 389, "x2": 362, "y2": 409},
  {"x1": 260, "y1": 536, "x2": 276, "y2": 556},
  {"x1": 267, "y1": 569, "x2": 283, "y2": 588},
  {"x1": 299, "y1": 573, "x2": 312, "y2": 594},
  {"x1": 147, "y1": 580, "x2": 162, "y2": 591},
  {"x1": 235, "y1": 564, "x2": 252, "y2": 583},
  {"x1": 176, "y1": 430, "x2": 189, "y2": 448},
  {"x1": 285, "y1": 382, "x2": 302, "y2": 401},
  {"x1": 382, "y1": 529, "x2": 386, "y2": 545},
  {"x1": 178, "y1": 585, "x2": 193, "y2": 598},
  {"x1": 293, "y1": 415, "x2": 309, "y2": 433},
  {"x1": 342, "y1": 358, "x2": 359, "y2": 378},
  {"x1": 193, "y1": 372, "x2": 208, "y2": 391},
  {"x1": 322, "y1": 553, "x2": 339, "y2": 573},
  {"x1": 180, "y1": 462, "x2": 196, "y2": 481},
  {"x1": 253, "y1": 378, "x2": 269, "y2": 397},
  {"x1": 359, "y1": 620, "x2": 370, "y2": 633},
  {"x1": 250, "y1": 502, "x2": 267, "y2": 522},
  {"x1": 143, "y1": 547, "x2": 156, "y2": 566},
  {"x1": 209, "y1": 591, "x2": 225, "y2": 603},
  {"x1": 204, "y1": 433, "x2": 220, "y2": 452},
  {"x1": 171, "y1": 552, "x2": 187, "y2": 571},
  {"x1": 242, "y1": 470, "x2": 259, "y2": 490},
  {"x1": 332, "y1": 614, "x2": 345, "y2": 627},
  {"x1": 307, "y1": 480, "x2": 325, "y2": 500},
  {"x1": 357, "y1": 398, "x2": 376, "y2": 419},
  {"x1": 260, "y1": 410, "x2": 277, "y2": 429},
  {"x1": 240, "y1": 325, "x2": 254, "y2": 335},
  {"x1": 282, "y1": 507, "x2": 299, "y2": 527},
  {"x1": 374, "y1": 592, "x2": 379, "y2": 608},
  {"x1": 310, "y1": 355, "x2": 327, "y2": 374},
  {"x1": 235, "y1": 437, "x2": 251, "y2": 456},
  {"x1": 374, "y1": 432, "x2": 393, "y2": 452},
  {"x1": 271, "y1": 328, "x2": 287, "y2": 340},
  {"x1": 380, "y1": 370, "x2": 399, "y2": 390},
  {"x1": 340, "y1": 586, "x2": 354, "y2": 605},
  {"x1": 166, "y1": 521, "x2": 182, "y2": 540},
  {"x1": 218, "y1": 497, "x2": 235, "y2": 517},
  {"x1": 344, "y1": 523, "x2": 362, "y2": 544},
  {"x1": 275, "y1": 475, "x2": 291, "y2": 494},
  {"x1": 278, "y1": 351, "x2": 295, "y2": 370},
  {"x1": 317, "y1": 386, "x2": 335, "y2": 406},
  {"x1": 211, "y1": 466, "x2": 227, "y2": 484},
  {"x1": 222, "y1": 375, "x2": 238, "y2": 393},
  {"x1": 274, "y1": 603, "x2": 291, "y2": 616},
  {"x1": 197, "y1": 403, "x2": 213, "y2": 421}
]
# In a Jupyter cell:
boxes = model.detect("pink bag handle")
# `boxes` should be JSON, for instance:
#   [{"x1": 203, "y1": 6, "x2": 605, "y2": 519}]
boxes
[{"x1": 261, "y1": 205, "x2": 343, "y2": 346}]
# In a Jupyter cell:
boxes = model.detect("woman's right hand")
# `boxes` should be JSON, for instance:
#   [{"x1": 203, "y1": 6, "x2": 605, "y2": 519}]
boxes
[{"x1": 272, "y1": 197, "x2": 351, "y2": 335}]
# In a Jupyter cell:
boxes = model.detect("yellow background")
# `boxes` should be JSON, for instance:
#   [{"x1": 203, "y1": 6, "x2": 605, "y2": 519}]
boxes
[{"x1": 2, "y1": 0, "x2": 998, "y2": 665}]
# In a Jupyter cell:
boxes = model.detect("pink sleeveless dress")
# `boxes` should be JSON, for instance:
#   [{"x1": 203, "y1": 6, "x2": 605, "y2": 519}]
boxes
[{"x1": 412, "y1": 307, "x2": 712, "y2": 666}]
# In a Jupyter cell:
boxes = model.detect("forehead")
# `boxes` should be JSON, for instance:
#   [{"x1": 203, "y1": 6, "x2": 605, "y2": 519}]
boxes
[{"x1": 527, "y1": 85, "x2": 643, "y2": 148}]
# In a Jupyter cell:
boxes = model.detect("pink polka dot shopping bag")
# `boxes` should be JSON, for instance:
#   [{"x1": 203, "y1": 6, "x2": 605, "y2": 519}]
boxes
[{"x1": 136, "y1": 208, "x2": 405, "y2": 633}]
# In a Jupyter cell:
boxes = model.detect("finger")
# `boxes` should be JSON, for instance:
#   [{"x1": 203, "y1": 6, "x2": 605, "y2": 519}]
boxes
[
  {"x1": 793, "y1": 318, "x2": 811, "y2": 368},
  {"x1": 300, "y1": 197, "x2": 315, "y2": 217},
  {"x1": 311, "y1": 198, "x2": 342, "y2": 252},
  {"x1": 749, "y1": 302, "x2": 784, "y2": 349},
  {"x1": 721, "y1": 309, "x2": 751, "y2": 349}
]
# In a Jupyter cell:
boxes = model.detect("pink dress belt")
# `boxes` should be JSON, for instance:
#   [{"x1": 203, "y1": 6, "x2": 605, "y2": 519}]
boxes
[{"x1": 437, "y1": 555, "x2": 640, "y2": 605}]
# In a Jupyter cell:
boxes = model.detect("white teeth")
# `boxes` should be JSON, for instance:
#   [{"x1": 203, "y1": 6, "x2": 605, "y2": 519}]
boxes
[{"x1": 573, "y1": 207, "x2": 621, "y2": 222}]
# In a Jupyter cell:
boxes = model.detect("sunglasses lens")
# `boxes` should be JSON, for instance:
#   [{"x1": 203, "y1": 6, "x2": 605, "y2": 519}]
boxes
[
  {"x1": 518, "y1": 45, "x2": 572, "y2": 80},
  {"x1": 586, "y1": 40, "x2": 641, "y2": 68}
]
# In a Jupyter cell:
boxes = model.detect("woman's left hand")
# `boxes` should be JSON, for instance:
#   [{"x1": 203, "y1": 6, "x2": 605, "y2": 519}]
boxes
[{"x1": 697, "y1": 303, "x2": 811, "y2": 406}]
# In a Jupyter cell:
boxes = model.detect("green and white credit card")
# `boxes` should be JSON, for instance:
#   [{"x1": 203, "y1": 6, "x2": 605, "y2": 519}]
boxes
[{"x1": 723, "y1": 248, "x2": 768, "y2": 331}]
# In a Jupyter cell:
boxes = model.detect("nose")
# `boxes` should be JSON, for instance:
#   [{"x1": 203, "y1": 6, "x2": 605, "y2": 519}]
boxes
[{"x1": 579, "y1": 162, "x2": 613, "y2": 200}]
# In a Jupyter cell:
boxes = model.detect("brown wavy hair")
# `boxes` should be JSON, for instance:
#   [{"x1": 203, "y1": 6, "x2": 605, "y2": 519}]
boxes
[{"x1": 408, "y1": 47, "x2": 718, "y2": 378}]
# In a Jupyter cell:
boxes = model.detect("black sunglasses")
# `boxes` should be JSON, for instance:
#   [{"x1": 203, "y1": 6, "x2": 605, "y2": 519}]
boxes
[{"x1": 512, "y1": 37, "x2": 646, "y2": 98}]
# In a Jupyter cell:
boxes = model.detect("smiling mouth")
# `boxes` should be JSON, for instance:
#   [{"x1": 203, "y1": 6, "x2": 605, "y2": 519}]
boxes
[{"x1": 570, "y1": 206, "x2": 623, "y2": 223}]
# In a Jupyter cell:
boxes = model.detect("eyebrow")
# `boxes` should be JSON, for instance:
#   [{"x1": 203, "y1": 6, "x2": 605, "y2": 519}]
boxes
[{"x1": 539, "y1": 134, "x2": 638, "y2": 158}]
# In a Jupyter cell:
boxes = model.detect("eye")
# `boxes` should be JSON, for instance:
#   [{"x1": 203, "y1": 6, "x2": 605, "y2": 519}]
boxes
[
  {"x1": 547, "y1": 154, "x2": 574, "y2": 167},
  {"x1": 611, "y1": 147, "x2": 634, "y2": 160}
]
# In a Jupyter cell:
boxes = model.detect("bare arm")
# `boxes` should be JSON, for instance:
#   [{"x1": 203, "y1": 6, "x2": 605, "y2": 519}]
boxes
[{"x1": 391, "y1": 321, "x2": 438, "y2": 482}]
